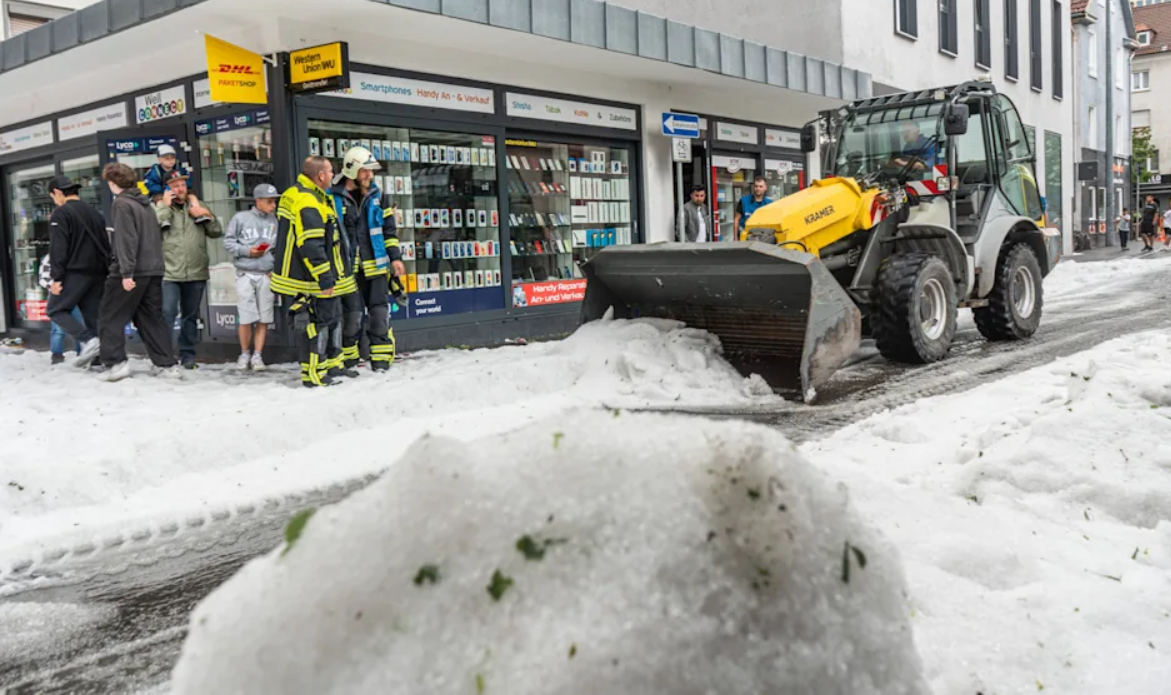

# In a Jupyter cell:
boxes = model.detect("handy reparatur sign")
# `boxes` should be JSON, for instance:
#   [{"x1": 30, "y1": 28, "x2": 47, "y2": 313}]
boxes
[{"x1": 287, "y1": 42, "x2": 349, "y2": 94}]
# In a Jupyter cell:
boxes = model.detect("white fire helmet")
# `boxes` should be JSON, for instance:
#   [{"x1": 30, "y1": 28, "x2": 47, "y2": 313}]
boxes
[{"x1": 339, "y1": 146, "x2": 381, "y2": 181}]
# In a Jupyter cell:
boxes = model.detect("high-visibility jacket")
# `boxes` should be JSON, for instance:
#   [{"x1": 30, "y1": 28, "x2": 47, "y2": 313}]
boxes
[
  {"x1": 330, "y1": 182, "x2": 401, "y2": 278},
  {"x1": 271, "y1": 174, "x2": 357, "y2": 298}
]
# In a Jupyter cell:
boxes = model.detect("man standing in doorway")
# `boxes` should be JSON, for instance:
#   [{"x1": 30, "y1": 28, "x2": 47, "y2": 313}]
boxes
[
  {"x1": 224, "y1": 184, "x2": 280, "y2": 371},
  {"x1": 1140, "y1": 195, "x2": 1159, "y2": 253},
  {"x1": 45, "y1": 175, "x2": 109, "y2": 368},
  {"x1": 95, "y1": 162, "x2": 179, "y2": 382},
  {"x1": 677, "y1": 184, "x2": 712, "y2": 243},
  {"x1": 156, "y1": 170, "x2": 223, "y2": 369},
  {"x1": 734, "y1": 177, "x2": 773, "y2": 241},
  {"x1": 330, "y1": 146, "x2": 403, "y2": 374}
]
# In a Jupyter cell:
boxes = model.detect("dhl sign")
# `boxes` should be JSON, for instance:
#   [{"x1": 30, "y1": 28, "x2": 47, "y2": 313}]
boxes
[{"x1": 205, "y1": 35, "x2": 267, "y2": 105}]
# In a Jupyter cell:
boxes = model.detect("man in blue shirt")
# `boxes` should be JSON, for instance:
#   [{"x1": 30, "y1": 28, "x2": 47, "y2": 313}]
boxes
[
  {"x1": 735, "y1": 176, "x2": 773, "y2": 239},
  {"x1": 894, "y1": 123, "x2": 941, "y2": 173}
]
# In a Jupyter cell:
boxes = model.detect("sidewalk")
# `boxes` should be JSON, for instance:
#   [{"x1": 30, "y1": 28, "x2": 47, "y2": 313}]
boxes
[{"x1": 1069, "y1": 244, "x2": 1171, "y2": 263}]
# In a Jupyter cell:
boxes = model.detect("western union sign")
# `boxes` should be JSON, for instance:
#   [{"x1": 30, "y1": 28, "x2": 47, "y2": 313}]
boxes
[{"x1": 287, "y1": 42, "x2": 350, "y2": 94}]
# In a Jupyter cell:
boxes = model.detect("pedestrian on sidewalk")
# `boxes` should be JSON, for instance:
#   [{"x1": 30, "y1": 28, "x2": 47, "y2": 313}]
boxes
[
  {"x1": 224, "y1": 184, "x2": 280, "y2": 371},
  {"x1": 1140, "y1": 196, "x2": 1159, "y2": 253},
  {"x1": 677, "y1": 184, "x2": 712, "y2": 243},
  {"x1": 1117, "y1": 208, "x2": 1131, "y2": 251},
  {"x1": 156, "y1": 170, "x2": 224, "y2": 370},
  {"x1": 38, "y1": 254, "x2": 83, "y2": 365},
  {"x1": 95, "y1": 162, "x2": 180, "y2": 382},
  {"x1": 44, "y1": 175, "x2": 110, "y2": 367},
  {"x1": 1162, "y1": 205, "x2": 1171, "y2": 251}
]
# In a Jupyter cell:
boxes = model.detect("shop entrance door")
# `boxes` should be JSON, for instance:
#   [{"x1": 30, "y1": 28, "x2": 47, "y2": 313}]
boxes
[
  {"x1": 712, "y1": 153, "x2": 758, "y2": 241},
  {"x1": 2, "y1": 160, "x2": 56, "y2": 327},
  {"x1": 99, "y1": 124, "x2": 196, "y2": 208}
]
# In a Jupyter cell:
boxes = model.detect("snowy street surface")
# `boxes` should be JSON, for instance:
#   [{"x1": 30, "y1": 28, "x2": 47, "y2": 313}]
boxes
[{"x1": 2, "y1": 253, "x2": 1171, "y2": 693}]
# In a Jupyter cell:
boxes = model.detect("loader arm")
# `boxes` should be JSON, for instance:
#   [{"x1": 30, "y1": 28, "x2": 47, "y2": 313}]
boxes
[{"x1": 743, "y1": 177, "x2": 884, "y2": 255}]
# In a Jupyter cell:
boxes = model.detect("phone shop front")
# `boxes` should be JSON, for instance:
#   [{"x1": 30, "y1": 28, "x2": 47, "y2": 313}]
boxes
[{"x1": 293, "y1": 67, "x2": 642, "y2": 348}]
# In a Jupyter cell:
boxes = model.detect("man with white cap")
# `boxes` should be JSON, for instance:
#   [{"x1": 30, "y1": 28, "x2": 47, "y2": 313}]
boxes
[
  {"x1": 329, "y1": 146, "x2": 404, "y2": 374},
  {"x1": 224, "y1": 183, "x2": 281, "y2": 370}
]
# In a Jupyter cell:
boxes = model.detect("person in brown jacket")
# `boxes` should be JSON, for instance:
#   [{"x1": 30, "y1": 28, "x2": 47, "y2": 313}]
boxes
[{"x1": 88, "y1": 162, "x2": 180, "y2": 382}]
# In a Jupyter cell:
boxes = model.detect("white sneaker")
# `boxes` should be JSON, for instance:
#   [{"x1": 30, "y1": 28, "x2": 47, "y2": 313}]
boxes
[
  {"x1": 251, "y1": 352, "x2": 267, "y2": 371},
  {"x1": 74, "y1": 337, "x2": 100, "y2": 368},
  {"x1": 151, "y1": 365, "x2": 185, "y2": 380},
  {"x1": 236, "y1": 352, "x2": 252, "y2": 371},
  {"x1": 98, "y1": 361, "x2": 131, "y2": 382}
]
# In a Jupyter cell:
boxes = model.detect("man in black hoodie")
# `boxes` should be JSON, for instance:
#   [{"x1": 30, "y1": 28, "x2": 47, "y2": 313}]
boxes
[
  {"x1": 46, "y1": 175, "x2": 109, "y2": 367},
  {"x1": 93, "y1": 162, "x2": 179, "y2": 382}
]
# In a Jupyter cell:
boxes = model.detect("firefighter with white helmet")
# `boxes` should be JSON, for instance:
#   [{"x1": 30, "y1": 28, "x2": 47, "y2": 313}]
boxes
[{"x1": 329, "y1": 146, "x2": 404, "y2": 374}]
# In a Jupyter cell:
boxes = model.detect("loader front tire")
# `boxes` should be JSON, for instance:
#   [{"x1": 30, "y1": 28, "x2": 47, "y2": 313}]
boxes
[
  {"x1": 974, "y1": 242, "x2": 1043, "y2": 341},
  {"x1": 873, "y1": 253, "x2": 957, "y2": 364}
]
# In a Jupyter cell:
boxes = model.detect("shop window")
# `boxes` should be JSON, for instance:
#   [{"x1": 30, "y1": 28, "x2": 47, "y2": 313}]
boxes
[
  {"x1": 713, "y1": 156, "x2": 756, "y2": 241},
  {"x1": 308, "y1": 120, "x2": 502, "y2": 319},
  {"x1": 60, "y1": 155, "x2": 104, "y2": 210},
  {"x1": 764, "y1": 159, "x2": 803, "y2": 200},
  {"x1": 505, "y1": 139, "x2": 632, "y2": 307},
  {"x1": 196, "y1": 110, "x2": 275, "y2": 313},
  {"x1": 8, "y1": 163, "x2": 55, "y2": 323}
]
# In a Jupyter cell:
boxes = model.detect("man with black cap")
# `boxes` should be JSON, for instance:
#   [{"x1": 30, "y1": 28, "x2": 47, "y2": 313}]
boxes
[
  {"x1": 224, "y1": 183, "x2": 280, "y2": 371},
  {"x1": 156, "y1": 169, "x2": 223, "y2": 369},
  {"x1": 46, "y1": 175, "x2": 110, "y2": 368}
]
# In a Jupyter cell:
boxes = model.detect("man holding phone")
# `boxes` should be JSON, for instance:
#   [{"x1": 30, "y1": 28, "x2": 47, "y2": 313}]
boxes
[{"x1": 224, "y1": 183, "x2": 280, "y2": 370}]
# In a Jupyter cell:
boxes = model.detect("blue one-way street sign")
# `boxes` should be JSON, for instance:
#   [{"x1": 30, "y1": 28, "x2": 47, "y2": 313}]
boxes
[{"x1": 661, "y1": 112, "x2": 700, "y2": 138}]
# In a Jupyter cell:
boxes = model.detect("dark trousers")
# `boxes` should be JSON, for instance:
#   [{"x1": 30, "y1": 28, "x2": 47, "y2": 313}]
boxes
[
  {"x1": 47, "y1": 272, "x2": 104, "y2": 344},
  {"x1": 341, "y1": 273, "x2": 394, "y2": 368},
  {"x1": 1120, "y1": 230, "x2": 1129, "y2": 248},
  {"x1": 98, "y1": 276, "x2": 176, "y2": 368},
  {"x1": 163, "y1": 280, "x2": 206, "y2": 362},
  {"x1": 291, "y1": 295, "x2": 341, "y2": 385}
]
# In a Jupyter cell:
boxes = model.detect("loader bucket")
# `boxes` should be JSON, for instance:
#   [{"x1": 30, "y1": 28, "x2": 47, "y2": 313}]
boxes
[{"x1": 580, "y1": 242, "x2": 862, "y2": 399}]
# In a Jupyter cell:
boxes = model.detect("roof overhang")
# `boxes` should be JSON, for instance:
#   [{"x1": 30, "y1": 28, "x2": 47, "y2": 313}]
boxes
[{"x1": 0, "y1": 0, "x2": 871, "y2": 131}]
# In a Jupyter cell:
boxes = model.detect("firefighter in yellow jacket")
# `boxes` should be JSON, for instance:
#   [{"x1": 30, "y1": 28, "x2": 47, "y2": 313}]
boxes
[{"x1": 271, "y1": 156, "x2": 357, "y2": 387}]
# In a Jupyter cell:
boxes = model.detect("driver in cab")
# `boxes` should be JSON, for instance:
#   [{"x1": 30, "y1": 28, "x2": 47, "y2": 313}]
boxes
[{"x1": 892, "y1": 123, "x2": 941, "y2": 174}]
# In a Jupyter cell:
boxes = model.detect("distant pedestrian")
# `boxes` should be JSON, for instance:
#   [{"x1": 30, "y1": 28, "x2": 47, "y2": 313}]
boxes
[
  {"x1": 96, "y1": 162, "x2": 179, "y2": 382},
  {"x1": 677, "y1": 184, "x2": 712, "y2": 243},
  {"x1": 44, "y1": 175, "x2": 110, "y2": 368},
  {"x1": 736, "y1": 176, "x2": 774, "y2": 241},
  {"x1": 1117, "y1": 208, "x2": 1131, "y2": 252},
  {"x1": 1140, "y1": 195, "x2": 1159, "y2": 253},
  {"x1": 156, "y1": 170, "x2": 224, "y2": 369},
  {"x1": 224, "y1": 184, "x2": 280, "y2": 371},
  {"x1": 1162, "y1": 205, "x2": 1171, "y2": 250},
  {"x1": 38, "y1": 254, "x2": 83, "y2": 365}
]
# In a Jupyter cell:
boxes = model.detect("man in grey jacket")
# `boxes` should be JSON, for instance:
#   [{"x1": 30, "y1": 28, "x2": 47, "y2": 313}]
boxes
[
  {"x1": 676, "y1": 184, "x2": 713, "y2": 243},
  {"x1": 223, "y1": 184, "x2": 280, "y2": 371},
  {"x1": 90, "y1": 162, "x2": 179, "y2": 382}
]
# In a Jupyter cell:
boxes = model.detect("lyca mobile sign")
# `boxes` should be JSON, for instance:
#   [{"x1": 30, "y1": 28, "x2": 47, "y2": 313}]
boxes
[{"x1": 287, "y1": 42, "x2": 349, "y2": 95}]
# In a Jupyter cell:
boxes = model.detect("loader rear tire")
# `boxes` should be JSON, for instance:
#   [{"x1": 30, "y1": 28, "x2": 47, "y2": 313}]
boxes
[
  {"x1": 974, "y1": 243, "x2": 1043, "y2": 341},
  {"x1": 873, "y1": 253, "x2": 957, "y2": 364}
]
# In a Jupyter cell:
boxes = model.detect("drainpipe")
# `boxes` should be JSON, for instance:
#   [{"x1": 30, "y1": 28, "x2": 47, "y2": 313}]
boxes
[{"x1": 1105, "y1": 0, "x2": 1115, "y2": 246}]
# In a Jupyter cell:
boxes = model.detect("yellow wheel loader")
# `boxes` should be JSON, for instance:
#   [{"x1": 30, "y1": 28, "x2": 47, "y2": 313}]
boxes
[{"x1": 580, "y1": 81, "x2": 1062, "y2": 401}]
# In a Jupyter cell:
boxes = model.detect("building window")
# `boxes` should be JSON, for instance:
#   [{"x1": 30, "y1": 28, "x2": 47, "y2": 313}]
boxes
[
  {"x1": 1087, "y1": 28, "x2": 1098, "y2": 78},
  {"x1": 895, "y1": 0, "x2": 919, "y2": 38},
  {"x1": 1117, "y1": 115, "x2": 1125, "y2": 153},
  {"x1": 940, "y1": 0, "x2": 958, "y2": 56},
  {"x1": 976, "y1": 0, "x2": 992, "y2": 68},
  {"x1": 1086, "y1": 186, "x2": 1097, "y2": 222},
  {"x1": 1044, "y1": 131, "x2": 1063, "y2": 229},
  {"x1": 1133, "y1": 70, "x2": 1151, "y2": 91},
  {"x1": 1006, "y1": 0, "x2": 1019, "y2": 80},
  {"x1": 1052, "y1": 1, "x2": 1063, "y2": 98},
  {"x1": 1030, "y1": 0, "x2": 1043, "y2": 91},
  {"x1": 1138, "y1": 31, "x2": 1152, "y2": 46},
  {"x1": 1088, "y1": 105, "x2": 1097, "y2": 150}
]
